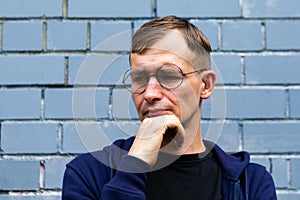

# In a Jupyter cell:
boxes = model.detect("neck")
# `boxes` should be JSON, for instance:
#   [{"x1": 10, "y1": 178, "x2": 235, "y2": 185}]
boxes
[
  {"x1": 182, "y1": 123, "x2": 206, "y2": 154},
  {"x1": 181, "y1": 107, "x2": 205, "y2": 154}
]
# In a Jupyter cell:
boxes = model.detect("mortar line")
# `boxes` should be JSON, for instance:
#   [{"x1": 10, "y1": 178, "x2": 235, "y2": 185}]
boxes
[
  {"x1": 269, "y1": 157, "x2": 273, "y2": 173},
  {"x1": 64, "y1": 56, "x2": 69, "y2": 85},
  {"x1": 87, "y1": 21, "x2": 91, "y2": 51},
  {"x1": 42, "y1": 19, "x2": 47, "y2": 51},
  {"x1": 40, "y1": 89, "x2": 45, "y2": 120},
  {"x1": 287, "y1": 158, "x2": 291, "y2": 188},
  {"x1": 0, "y1": 123, "x2": 3, "y2": 152},
  {"x1": 261, "y1": 21, "x2": 267, "y2": 51},
  {"x1": 239, "y1": 0, "x2": 244, "y2": 17},
  {"x1": 63, "y1": 0, "x2": 68, "y2": 19},
  {"x1": 39, "y1": 160, "x2": 45, "y2": 189},
  {"x1": 0, "y1": 21, "x2": 3, "y2": 52},
  {"x1": 217, "y1": 22, "x2": 222, "y2": 51},
  {"x1": 57, "y1": 123, "x2": 64, "y2": 153},
  {"x1": 108, "y1": 87, "x2": 114, "y2": 120},
  {"x1": 240, "y1": 56, "x2": 246, "y2": 85},
  {"x1": 285, "y1": 88, "x2": 291, "y2": 119},
  {"x1": 238, "y1": 121, "x2": 244, "y2": 151},
  {"x1": 152, "y1": 0, "x2": 157, "y2": 17}
]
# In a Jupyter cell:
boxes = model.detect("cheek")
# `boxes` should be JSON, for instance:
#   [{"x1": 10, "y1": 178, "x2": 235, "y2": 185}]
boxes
[
  {"x1": 178, "y1": 90, "x2": 200, "y2": 110},
  {"x1": 177, "y1": 79, "x2": 201, "y2": 102},
  {"x1": 132, "y1": 94, "x2": 143, "y2": 112},
  {"x1": 175, "y1": 80, "x2": 201, "y2": 113}
]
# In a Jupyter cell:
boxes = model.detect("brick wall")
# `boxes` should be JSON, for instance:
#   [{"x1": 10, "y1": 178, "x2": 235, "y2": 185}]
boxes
[{"x1": 0, "y1": 0, "x2": 299, "y2": 199}]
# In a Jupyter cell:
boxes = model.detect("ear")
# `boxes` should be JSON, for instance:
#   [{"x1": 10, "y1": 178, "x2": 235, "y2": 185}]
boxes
[{"x1": 200, "y1": 70, "x2": 216, "y2": 99}]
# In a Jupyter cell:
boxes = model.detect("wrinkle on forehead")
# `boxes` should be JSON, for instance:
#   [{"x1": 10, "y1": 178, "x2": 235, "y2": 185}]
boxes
[{"x1": 149, "y1": 30, "x2": 196, "y2": 66}]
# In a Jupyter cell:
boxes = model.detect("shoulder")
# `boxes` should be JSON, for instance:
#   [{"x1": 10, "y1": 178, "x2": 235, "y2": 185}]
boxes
[
  {"x1": 247, "y1": 162, "x2": 266, "y2": 173},
  {"x1": 205, "y1": 140, "x2": 250, "y2": 179},
  {"x1": 66, "y1": 136, "x2": 135, "y2": 172},
  {"x1": 246, "y1": 163, "x2": 277, "y2": 199},
  {"x1": 246, "y1": 162, "x2": 273, "y2": 183}
]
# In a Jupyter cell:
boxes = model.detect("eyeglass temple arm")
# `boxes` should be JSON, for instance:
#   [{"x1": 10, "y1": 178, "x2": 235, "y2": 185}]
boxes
[{"x1": 182, "y1": 68, "x2": 207, "y2": 76}]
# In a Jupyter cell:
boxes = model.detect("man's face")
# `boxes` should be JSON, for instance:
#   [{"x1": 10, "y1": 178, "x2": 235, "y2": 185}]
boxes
[{"x1": 130, "y1": 31, "x2": 204, "y2": 127}]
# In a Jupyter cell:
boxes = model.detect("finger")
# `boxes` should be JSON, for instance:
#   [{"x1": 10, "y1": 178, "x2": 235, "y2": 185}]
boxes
[
  {"x1": 161, "y1": 115, "x2": 185, "y2": 148},
  {"x1": 172, "y1": 122, "x2": 185, "y2": 148}
]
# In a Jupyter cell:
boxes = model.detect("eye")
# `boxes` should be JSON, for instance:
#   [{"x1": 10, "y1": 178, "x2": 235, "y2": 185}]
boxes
[
  {"x1": 131, "y1": 71, "x2": 147, "y2": 85},
  {"x1": 158, "y1": 69, "x2": 182, "y2": 82}
]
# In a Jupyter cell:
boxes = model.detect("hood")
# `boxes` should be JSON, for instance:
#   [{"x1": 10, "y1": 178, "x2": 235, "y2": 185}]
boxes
[
  {"x1": 204, "y1": 140, "x2": 250, "y2": 181},
  {"x1": 107, "y1": 137, "x2": 249, "y2": 181}
]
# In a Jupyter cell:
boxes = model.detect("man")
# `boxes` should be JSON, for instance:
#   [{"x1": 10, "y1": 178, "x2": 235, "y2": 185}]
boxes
[{"x1": 62, "y1": 16, "x2": 277, "y2": 199}]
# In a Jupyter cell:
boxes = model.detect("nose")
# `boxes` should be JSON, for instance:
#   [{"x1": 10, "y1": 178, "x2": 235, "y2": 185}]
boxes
[{"x1": 143, "y1": 76, "x2": 163, "y2": 103}]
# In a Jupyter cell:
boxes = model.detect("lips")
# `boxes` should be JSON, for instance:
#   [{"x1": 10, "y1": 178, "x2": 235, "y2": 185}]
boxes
[
  {"x1": 148, "y1": 109, "x2": 169, "y2": 117},
  {"x1": 143, "y1": 107, "x2": 173, "y2": 118}
]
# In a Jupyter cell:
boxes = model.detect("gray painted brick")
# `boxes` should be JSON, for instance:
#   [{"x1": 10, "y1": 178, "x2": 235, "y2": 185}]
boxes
[
  {"x1": 202, "y1": 87, "x2": 227, "y2": 119},
  {"x1": 45, "y1": 88, "x2": 109, "y2": 119},
  {"x1": 62, "y1": 121, "x2": 136, "y2": 153},
  {"x1": 225, "y1": 88, "x2": 285, "y2": 118},
  {"x1": 91, "y1": 21, "x2": 131, "y2": 51},
  {"x1": 0, "y1": 0, "x2": 62, "y2": 18},
  {"x1": 211, "y1": 55, "x2": 241, "y2": 84},
  {"x1": 272, "y1": 158, "x2": 288, "y2": 188},
  {"x1": 0, "y1": 195, "x2": 61, "y2": 200},
  {"x1": 98, "y1": 121, "x2": 138, "y2": 141},
  {"x1": 203, "y1": 88, "x2": 286, "y2": 119},
  {"x1": 93, "y1": 54, "x2": 129, "y2": 85},
  {"x1": 0, "y1": 55, "x2": 64, "y2": 85},
  {"x1": 3, "y1": 21, "x2": 42, "y2": 51},
  {"x1": 0, "y1": 160, "x2": 40, "y2": 190},
  {"x1": 62, "y1": 122, "x2": 88, "y2": 153},
  {"x1": 133, "y1": 20, "x2": 148, "y2": 30},
  {"x1": 68, "y1": 0, "x2": 151, "y2": 18},
  {"x1": 245, "y1": 56, "x2": 300, "y2": 84},
  {"x1": 44, "y1": 157, "x2": 74, "y2": 189},
  {"x1": 250, "y1": 157, "x2": 270, "y2": 172},
  {"x1": 192, "y1": 21, "x2": 218, "y2": 51},
  {"x1": 112, "y1": 89, "x2": 138, "y2": 119},
  {"x1": 157, "y1": 0, "x2": 240, "y2": 18},
  {"x1": 0, "y1": 89, "x2": 40, "y2": 119},
  {"x1": 277, "y1": 193, "x2": 300, "y2": 200},
  {"x1": 222, "y1": 21, "x2": 262, "y2": 51},
  {"x1": 291, "y1": 159, "x2": 300, "y2": 188},
  {"x1": 63, "y1": 122, "x2": 97, "y2": 153},
  {"x1": 290, "y1": 89, "x2": 300, "y2": 118},
  {"x1": 47, "y1": 21, "x2": 87, "y2": 50},
  {"x1": 243, "y1": 122, "x2": 300, "y2": 153},
  {"x1": 202, "y1": 121, "x2": 239, "y2": 152},
  {"x1": 243, "y1": 0, "x2": 300, "y2": 18},
  {"x1": 68, "y1": 54, "x2": 130, "y2": 85},
  {"x1": 1, "y1": 122, "x2": 58, "y2": 153},
  {"x1": 68, "y1": 56, "x2": 85, "y2": 85},
  {"x1": 266, "y1": 21, "x2": 300, "y2": 50}
]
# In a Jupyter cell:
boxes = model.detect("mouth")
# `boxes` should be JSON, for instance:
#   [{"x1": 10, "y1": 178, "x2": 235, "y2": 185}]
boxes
[{"x1": 144, "y1": 108, "x2": 173, "y2": 118}]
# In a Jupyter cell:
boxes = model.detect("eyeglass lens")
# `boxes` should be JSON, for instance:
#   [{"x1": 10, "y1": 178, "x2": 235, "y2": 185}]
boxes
[{"x1": 123, "y1": 64, "x2": 183, "y2": 94}]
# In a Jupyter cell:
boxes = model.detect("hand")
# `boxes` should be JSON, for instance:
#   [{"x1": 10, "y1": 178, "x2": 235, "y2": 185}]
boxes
[{"x1": 128, "y1": 114, "x2": 185, "y2": 166}]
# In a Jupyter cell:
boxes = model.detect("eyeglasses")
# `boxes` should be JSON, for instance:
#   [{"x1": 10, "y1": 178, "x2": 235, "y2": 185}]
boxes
[{"x1": 122, "y1": 63, "x2": 206, "y2": 94}]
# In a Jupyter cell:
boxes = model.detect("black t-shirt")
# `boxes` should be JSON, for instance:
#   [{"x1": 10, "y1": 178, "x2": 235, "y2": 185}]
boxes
[{"x1": 145, "y1": 150, "x2": 222, "y2": 200}]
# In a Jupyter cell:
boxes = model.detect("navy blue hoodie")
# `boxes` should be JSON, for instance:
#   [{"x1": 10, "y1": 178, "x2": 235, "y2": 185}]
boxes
[{"x1": 62, "y1": 137, "x2": 277, "y2": 199}]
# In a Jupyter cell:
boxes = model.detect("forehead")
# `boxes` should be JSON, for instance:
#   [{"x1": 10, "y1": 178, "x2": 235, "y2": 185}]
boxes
[{"x1": 130, "y1": 30, "x2": 195, "y2": 70}]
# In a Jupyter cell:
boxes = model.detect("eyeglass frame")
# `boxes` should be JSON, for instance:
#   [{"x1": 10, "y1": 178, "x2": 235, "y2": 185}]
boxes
[{"x1": 122, "y1": 63, "x2": 207, "y2": 94}]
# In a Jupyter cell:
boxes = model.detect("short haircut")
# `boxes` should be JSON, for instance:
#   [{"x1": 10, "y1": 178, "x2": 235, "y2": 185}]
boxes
[{"x1": 130, "y1": 15, "x2": 211, "y2": 69}]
